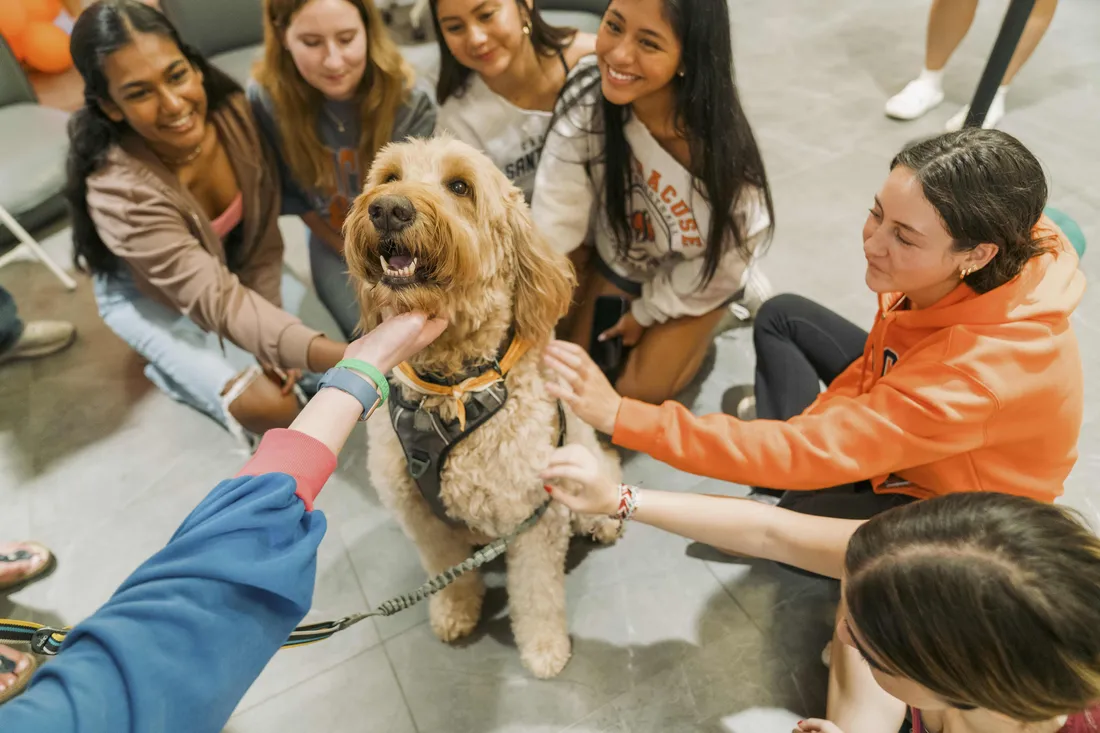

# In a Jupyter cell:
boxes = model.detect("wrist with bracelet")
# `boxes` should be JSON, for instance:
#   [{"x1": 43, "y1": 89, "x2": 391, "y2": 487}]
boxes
[
  {"x1": 316, "y1": 359, "x2": 390, "y2": 421},
  {"x1": 612, "y1": 483, "x2": 641, "y2": 521}
]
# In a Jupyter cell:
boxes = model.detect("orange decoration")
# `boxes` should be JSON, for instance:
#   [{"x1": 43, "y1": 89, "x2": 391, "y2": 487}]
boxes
[
  {"x1": 23, "y1": 21, "x2": 72, "y2": 74},
  {"x1": 0, "y1": 2, "x2": 30, "y2": 43},
  {"x1": 5, "y1": 32, "x2": 28, "y2": 63},
  {"x1": 1, "y1": 0, "x2": 74, "y2": 74},
  {"x1": 22, "y1": 0, "x2": 63, "y2": 24}
]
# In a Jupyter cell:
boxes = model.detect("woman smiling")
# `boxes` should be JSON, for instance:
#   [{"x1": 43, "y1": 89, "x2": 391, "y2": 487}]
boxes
[{"x1": 249, "y1": 0, "x2": 435, "y2": 338}]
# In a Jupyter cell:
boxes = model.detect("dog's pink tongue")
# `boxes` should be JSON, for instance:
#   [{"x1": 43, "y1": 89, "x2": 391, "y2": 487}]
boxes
[{"x1": 388, "y1": 254, "x2": 413, "y2": 269}]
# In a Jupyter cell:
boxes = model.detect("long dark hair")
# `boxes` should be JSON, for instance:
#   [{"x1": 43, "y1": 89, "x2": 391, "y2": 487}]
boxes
[
  {"x1": 891, "y1": 129, "x2": 1050, "y2": 294},
  {"x1": 431, "y1": 0, "x2": 578, "y2": 105},
  {"x1": 66, "y1": 0, "x2": 241, "y2": 275},
  {"x1": 846, "y1": 492, "x2": 1100, "y2": 722},
  {"x1": 549, "y1": 0, "x2": 773, "y2": 287}
]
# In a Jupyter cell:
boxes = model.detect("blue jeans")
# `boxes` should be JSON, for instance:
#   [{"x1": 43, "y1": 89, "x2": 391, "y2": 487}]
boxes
[
  {"x1": 309, "y1": 233, "x2": 361, "y2": 340},
  {"x1": 93, "y1": 270, "x2": 312, "y2": 429},
  {"x1": 0, "y1": 285, "x2": 23, "y2": 357}
]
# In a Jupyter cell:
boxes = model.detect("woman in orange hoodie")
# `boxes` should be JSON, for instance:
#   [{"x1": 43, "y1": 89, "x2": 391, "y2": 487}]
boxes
[
  {"x1": 543, "y1": 128, "x2": 1084, "y2": 515},
  {"x1": 539, "y1": 128, "x2": 1085, "y2": 732}
]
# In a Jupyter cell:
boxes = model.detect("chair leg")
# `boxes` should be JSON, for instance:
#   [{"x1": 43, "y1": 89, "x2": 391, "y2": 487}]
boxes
[{"x1": 0, "y1": 204, "x2": 77, "y2": 291}]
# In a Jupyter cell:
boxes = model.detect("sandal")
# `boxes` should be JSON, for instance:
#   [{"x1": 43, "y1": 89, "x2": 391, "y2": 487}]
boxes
[
  {"x1": 0, "y1": 542, "x2": 56, "y2": 595},
  {"x1": 0, "y1": 644, "x2": 36, "y2": 705}
]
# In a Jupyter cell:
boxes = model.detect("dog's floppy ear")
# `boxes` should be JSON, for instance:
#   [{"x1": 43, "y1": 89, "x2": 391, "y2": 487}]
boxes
[
  {"x1": 342, "y1": 192, "x2": 383, "y2": 334},
  {"x1": 505, "y1": 188, "x2": 576, "y2": 343}
]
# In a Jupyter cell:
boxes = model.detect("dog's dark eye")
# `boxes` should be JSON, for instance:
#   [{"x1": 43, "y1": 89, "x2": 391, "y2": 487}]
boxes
[
  {"x1": 448, "y1": 179, "x2": 470, "y2": 196},
  {"x1": 384, "y1": 173, "x2": 399, "y2": 183}
]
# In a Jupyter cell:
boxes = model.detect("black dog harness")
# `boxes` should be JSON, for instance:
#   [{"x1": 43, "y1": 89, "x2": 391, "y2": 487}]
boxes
[{"x1": 386, "y1": 337, "x2": 567, "y2": 526}]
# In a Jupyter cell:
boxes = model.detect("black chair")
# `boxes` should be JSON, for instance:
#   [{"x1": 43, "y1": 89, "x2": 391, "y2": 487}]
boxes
[{"x1": 0, "y1": 36, "x2": 76, "y2": 289}]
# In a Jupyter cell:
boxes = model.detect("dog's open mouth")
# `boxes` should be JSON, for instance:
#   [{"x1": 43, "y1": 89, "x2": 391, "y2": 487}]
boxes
[{"x1": 379, "y1": 241, "x2": 426, "y2": 289}]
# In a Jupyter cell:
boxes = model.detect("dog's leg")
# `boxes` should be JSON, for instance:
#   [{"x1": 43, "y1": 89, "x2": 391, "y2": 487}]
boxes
[
  {"x1": 392, "y1": 490, "x2": 486, "y2": 642},
  {"x1": 369, "y1": 424, "x2": 485, "y2": 642},
  {"x1": 506, "y1": 500, "x2": 573, "y2": 678},
  {"x1": 567, "y1": 420, "x2": 624, "y2": 545}
]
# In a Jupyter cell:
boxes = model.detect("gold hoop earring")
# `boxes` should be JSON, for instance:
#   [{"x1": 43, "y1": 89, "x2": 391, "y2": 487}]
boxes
[{"x1": 522, "y1": 23, "x2": 531, "y2": 35}]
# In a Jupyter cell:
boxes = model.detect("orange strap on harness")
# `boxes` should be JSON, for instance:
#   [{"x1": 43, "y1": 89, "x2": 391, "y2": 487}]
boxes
[{"x1": 391, "y1": 337, "x2": 532, "y2": 431}]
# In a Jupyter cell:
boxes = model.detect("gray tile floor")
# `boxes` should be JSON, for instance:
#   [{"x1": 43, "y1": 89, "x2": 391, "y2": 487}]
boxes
[{"x1": 2, "y1": 0, "x2": 1099, "y2": 730}]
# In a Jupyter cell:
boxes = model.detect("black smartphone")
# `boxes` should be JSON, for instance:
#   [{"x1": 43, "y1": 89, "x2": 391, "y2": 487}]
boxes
[{"x1": 590, "y1": 295, "x2": 629, "y2": 376}]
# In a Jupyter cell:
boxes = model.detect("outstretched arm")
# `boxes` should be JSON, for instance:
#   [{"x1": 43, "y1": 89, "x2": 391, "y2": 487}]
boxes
[
  {"x1": 541, "y1": 444, "x2": 861, "y2": 579},
  {"x1": 0, "y1": 313, "x2": 448, "y2": 733}
]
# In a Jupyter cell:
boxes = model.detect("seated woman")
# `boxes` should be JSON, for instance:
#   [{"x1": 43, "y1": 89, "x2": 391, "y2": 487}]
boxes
[
  {"x1": 531, "y1": 0, "x2": 775, "y2": 404},
  {"x1": 249, "y1": 0, "x2": 436, "y2": 339},
  {"x1": 67, "y1": 0, "x2": 348, "y2": 442},
  {"x1": 541, "y1": 127, "x2": 1085, "y2": 732},
  {"x1": 431, "y1": 0, "x2": 595, "y2": 201}
]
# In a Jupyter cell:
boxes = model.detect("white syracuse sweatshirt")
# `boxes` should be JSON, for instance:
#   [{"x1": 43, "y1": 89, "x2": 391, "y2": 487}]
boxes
[{"x1": 531, "y1": 67, "x2": 770, "y2": 327}]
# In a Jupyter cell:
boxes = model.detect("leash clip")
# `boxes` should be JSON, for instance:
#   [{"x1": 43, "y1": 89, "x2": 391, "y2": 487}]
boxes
[
  {"x1": 30, "y1": 627, "x2": 64, "y2": 656},
  {"x1": 334, "y1": 613, "x2": 369, "y2": 632}
]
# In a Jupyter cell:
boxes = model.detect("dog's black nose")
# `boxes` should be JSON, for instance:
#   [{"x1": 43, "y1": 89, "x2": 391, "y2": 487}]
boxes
[{"x1": 368, "y1": 195, "x2": 416, "y2": 233}]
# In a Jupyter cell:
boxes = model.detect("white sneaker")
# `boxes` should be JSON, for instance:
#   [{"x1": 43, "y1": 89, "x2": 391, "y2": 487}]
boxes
[
  {"x1": 0, "y1": 320, "x2": 76, "y2": 364},
  {"x1": 885, "y1": 77, "x2": 945, "y2": 120},
  {"x1": 736, "y1": 396, "x2": 756, "y2": 421},
  {"x1": 944, "y1": 87, "x2": 1007, "y2": 131}
]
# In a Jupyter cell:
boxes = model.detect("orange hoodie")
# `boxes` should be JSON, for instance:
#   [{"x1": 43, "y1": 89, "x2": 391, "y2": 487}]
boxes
[{"x1": 614, "y1": 221, "x2": 1085, "y2": 503}]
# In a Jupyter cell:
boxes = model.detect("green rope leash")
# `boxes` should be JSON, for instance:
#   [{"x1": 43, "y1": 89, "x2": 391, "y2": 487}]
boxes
[
  {"x1": 287, "y1": 500, "x2": 550, "y2": 645},
  {"x1": 291, "y1": 500, "x2": 551, "y2": 645},
  {"x1": 0, "y1": 500, "x2": 553, "y2": 654}
]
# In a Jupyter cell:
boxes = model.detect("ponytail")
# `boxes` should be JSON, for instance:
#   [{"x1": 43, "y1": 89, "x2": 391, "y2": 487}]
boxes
[{"x1": 66, "y1": 103, "x2": 124, "y2": 275}]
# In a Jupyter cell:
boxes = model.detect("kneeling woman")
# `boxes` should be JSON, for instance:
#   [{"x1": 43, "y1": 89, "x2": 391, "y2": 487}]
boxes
[
  {"x1": 531, "y1": 0, "x2": 775, "y2": 405},
  {"x1": 67, "y1": 0, "x2": 347, "y2": 440}
]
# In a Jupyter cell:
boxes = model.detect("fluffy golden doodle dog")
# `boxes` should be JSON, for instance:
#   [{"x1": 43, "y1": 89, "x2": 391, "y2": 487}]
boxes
[{"x1": 343, "y1": 137, "x2": 621, "y2": 678}]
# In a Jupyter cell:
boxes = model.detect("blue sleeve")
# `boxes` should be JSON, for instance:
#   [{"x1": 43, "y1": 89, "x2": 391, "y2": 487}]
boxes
[
  {"x1": 0, "y1": 472, "x2": 326, "y2": 733},
  {"x1": 247, "y1": 81, "x2": 314, "y2": 218}
]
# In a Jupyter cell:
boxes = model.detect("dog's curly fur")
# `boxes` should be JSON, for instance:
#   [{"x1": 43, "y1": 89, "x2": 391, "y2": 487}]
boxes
[{"x1": 344, "y1": 137, "x2": 622, "y2": 678}]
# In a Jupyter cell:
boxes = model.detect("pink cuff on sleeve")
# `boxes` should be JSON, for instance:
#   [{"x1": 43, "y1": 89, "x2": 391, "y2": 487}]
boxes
[{"x1": 236, "y1": 429, "x2": 338, "y2": 511}]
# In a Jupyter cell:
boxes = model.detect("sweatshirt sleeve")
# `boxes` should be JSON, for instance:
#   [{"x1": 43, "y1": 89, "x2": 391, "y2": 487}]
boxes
[
  {"x1": 87, "y1": 178, "x2": 321, "y2": 370},
  {"x1": 612, "y1": 358, "x2": 997, "y2": 490},
  {"x1": 531, "y1": 104, "x2": 599, "y2": 256},
  {"x1": 0, "y1": 430, "x2": 337, "y2": 733},
  {"x1": 631, "y1": 188, "x2": 771, "y2": 327}
]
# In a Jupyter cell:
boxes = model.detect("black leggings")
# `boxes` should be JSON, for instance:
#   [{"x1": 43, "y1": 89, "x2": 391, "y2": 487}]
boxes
[{"x1": 750, "y1": 294, "x2": 916, "y2": 520}]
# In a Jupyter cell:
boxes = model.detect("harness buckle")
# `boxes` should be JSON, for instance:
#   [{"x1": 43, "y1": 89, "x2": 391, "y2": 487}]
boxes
[{"x1": 30, "y1": 626, "x2": 64, "y2": 656}]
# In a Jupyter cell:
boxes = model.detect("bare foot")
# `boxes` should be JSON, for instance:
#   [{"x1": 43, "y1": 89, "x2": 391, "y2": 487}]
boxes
[
  {"x1": 0, "y1": 644, "x2": 34, "y2": 702},
  {"x1": 0, "y1": 541, "x2": 52, "y2": 590}
]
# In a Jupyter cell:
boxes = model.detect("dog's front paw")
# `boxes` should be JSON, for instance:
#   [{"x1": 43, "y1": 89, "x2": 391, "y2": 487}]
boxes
[
  {"x1": 572, "y1": 513, "x2": 624, "y2": 545},
  {"x1": 429, "y1": 582, "x2": 484, "y2": 642},
  {"x1": 589, "y1": 515, "x2": 624, "y2": 545},
  {"x1": 520, "y1": 632, "x2": 572, "y2": 679}
]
